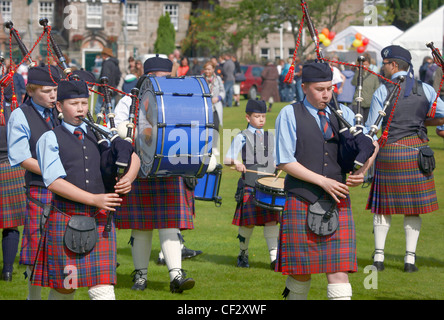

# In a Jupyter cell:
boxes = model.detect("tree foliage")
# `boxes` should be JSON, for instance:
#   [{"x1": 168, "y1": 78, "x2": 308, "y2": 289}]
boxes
[
  {"x1": 154, "y1": 13, "x2": 176, "y2": 55},
  {"x1": 387, "y1": 0, "x2": 442, "y2": 30}
]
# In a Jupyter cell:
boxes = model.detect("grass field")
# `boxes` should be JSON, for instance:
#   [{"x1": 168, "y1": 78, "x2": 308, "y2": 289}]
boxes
[{"x1": 1, "y1": 98, "x2": 443, "y2": 301}]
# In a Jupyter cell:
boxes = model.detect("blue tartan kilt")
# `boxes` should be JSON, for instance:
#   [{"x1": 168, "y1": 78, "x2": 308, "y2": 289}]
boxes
[
  {"x1": 31, "y1": 199, "x2": 116, "y2": 289},
  {"x1": 20, "y1": 186, "x2": 52, "y2": 266},
  {"x1": 0, "y1": 162, "x2": 26, "y2": 228},
  {"x1": 115, "y1": 176, "x2": 195, "y2": 230},
  {"x1": 366, "y1": 134, "x2": 438, "y2": 215},
  {"x1": 275, "y1": 193, "x2": 357, "y2": 275},
  {"x1": 232, "y1": 186, "x2": 280, "y2": 226}
]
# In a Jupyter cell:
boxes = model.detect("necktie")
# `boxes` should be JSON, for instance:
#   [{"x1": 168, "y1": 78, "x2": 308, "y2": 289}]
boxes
[
  {"x1": 317, "y1": 110, "x2": 334, "y2": 140},
  {"x1": 255, "y1": 129, "x2": 263, "y2": 143},
  {"x1": 44, "y1": 108, "x2": 54, "y2": 129},
  {"x1": 73, "y1": 128, "x2": 83, "y2": 141}
]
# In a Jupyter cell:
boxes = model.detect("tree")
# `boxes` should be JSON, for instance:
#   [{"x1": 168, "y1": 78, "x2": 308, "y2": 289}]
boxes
[
  {"x1": 387, "y1": 0, "x2": 442, "y2": 30},
  {"x1": 154, "y1": 13, "x2": 176, "y2": 55}
]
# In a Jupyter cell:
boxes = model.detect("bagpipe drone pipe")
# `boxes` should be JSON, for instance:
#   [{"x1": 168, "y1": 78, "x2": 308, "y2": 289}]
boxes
[{"x1": 426, "y1": 41, "x2": 444, "y2": 118}]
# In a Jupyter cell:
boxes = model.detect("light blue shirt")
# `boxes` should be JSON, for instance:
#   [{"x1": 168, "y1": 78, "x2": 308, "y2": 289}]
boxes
[
  {"x1": 225, "y1": 124, "x2": 265, "y2": 161},
  {"x1": 7, "y1": 99, "x2": 55, "y2": 167},
  {"x1": 36, "y1": 121, "x2": 109, "y2": 187},
  {"x1": 364, "y1": 71, "x2": 444, "y2": 132},
  {"x1": 275, "y1": 98, "x2": 356, "y2": 165}
]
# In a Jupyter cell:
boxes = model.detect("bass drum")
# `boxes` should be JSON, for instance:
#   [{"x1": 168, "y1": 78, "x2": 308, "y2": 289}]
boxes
[{"x1": 136, "y1": 75, "x2": 213, "y2": 178}]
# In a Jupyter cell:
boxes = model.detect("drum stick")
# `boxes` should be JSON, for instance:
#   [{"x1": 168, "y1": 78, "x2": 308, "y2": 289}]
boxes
[
  {"x1": 230, "y1": 167, "x2": 275, "y2": 176},
  {"x1": 273, "y1": 170, "x2": 283, "y2": 182}
]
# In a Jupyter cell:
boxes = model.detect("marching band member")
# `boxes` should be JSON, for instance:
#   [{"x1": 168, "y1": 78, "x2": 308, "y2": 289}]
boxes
[
  {"x1": 274, "y1": 62, "x2": 376, "y2": 300},
  {"x1": 7, "y1": 65, "x2": 61, "y2": 299},
  {"x1": 224, "y1": 100, "x2": 279, "y2": 269},
  {"x1": 365, "y1": 45, "x2": 444, "y2": 272},
  {"x1": 113, "y1": 55, "x2": 196, "y2": 293},
  {"x1": 32, "y1": 79, "x2": 139, "y2": 300}
]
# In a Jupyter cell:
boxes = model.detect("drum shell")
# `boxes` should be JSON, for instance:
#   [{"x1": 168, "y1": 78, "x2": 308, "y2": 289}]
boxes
[
  {"x1": 253, "y1": 177, "x2": 287, "y2": 211},
  {"x1": 194, "y1": 164, "x2": 222, "y2": 206}
]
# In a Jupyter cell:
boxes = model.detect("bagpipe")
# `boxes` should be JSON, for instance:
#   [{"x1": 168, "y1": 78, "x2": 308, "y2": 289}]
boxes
[
  {"x1": 283, "y1": 1, "x2": 405, "y2": 173},
  {"x1": 426, "y1": 41, "x2": 444, "y2": 118}
]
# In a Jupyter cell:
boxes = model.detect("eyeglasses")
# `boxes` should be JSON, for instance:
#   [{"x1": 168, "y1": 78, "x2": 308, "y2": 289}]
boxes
[{"x1": 382, "y1": 61, "x2": 392, "y2": 65}]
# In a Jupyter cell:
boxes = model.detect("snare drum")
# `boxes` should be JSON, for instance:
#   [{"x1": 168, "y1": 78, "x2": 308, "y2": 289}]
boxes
[
  {"x1": 194, "y1": 164, "x2": 222, "y2": 206},
  {"x1": 253, "y1": 177, "x2": 286, "y2": 211},
  {"x1": 137, "y1": 75, "x2": 213, "y2": 178}
]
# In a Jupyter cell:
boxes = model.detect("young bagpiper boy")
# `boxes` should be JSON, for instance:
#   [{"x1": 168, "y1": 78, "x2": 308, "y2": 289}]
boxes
[
  {"x1": 32, "y1": 79, "x2": 140, "y2": 300},
  {"x1": 224, "y1": 99, "x2": 279, "y2": 269}
]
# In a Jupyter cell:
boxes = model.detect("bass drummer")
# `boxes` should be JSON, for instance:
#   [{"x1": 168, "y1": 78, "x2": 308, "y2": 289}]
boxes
[
  {"x1": 113, "y1": 55, "x2": 199, "y2": 293},
  {"x1": 224, "y1": 99, "x2": 279, "y2": 270}
]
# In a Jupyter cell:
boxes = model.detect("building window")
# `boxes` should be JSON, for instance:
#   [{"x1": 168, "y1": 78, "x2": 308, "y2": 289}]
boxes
[
  {"x1": 39, "y1": 1, "x2": 54, "y2": 25},
  {"x1": 0, "y1": 1, "x2": 12, "y2": 23},
  {"x1": 363, "y1": 0, "x2": 386, "y2": 5},
  {"x1": 125, "y1": 3, "x2": 138, "y2": 30},
  {"x1": 164, "y1": 4, "x2": 178, "y2": 31},
  {"x1": 260, "y1": 48, "x2": 270, "y2": 60},
  {"x1": 86, "y1": 3, "x2": 103, "y2": 28}
]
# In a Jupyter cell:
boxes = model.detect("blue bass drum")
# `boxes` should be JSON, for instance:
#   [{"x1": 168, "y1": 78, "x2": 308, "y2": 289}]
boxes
[
  {"x1": 194, "y1": 164, "x2": 222, "y2": 206},
  {"x1": 253, "y1": 177, "x2": 286, "y2": 212},
  {"x1": 136, "y1": 75, "x2": 213, "y2": 177}
]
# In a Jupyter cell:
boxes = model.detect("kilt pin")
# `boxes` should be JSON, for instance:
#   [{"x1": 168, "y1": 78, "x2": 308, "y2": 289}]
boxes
[
  {"x1": 276, "y1": 194, "x2": 357, "y2": 275},
  {"x1": 115, "y1": 176, "x2": 195, "y2": 230},
  {"x1": 0, "y1": 162, "x2": 26, "y2": 228},
  {"x1": 20, "y1": 186, "x2": 52, "y2": 266},
  {"x1": 31, "y1": 199, "x2": 116, "y2": 289},
  {"x1": 366, "y1": 134, "x2": 439, "y2": 215},
  {"x1": 232, "y1": 186, "x2": 280, "y2": 226}
]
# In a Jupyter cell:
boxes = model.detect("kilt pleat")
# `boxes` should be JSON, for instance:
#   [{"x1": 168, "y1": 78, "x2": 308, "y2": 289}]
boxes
[
  {"x1": 366, "y1": 135, "x2": 438, "y2": 215},
  {"x1": 0, "y1": 162, "x2": 26, "y2": 228},
  {"x1": 31, "y1": 200, "x2": 116, "y2": 289},
  {"x1": 19, "y1": 186, "x2": 52, "y2": 266},
  {"x1": 232, "y1": 186, "x2": 280, "y2": 226},
  {"x1": 115, "y1": 176, "x2": 195, "y2": 230},
  {"x1": 276, "y1": 194, "x2": 357, "y2": 275}
]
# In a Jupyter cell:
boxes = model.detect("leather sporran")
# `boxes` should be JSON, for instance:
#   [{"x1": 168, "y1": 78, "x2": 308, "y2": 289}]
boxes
[
  {"x1": 307, "y1": 198, "x2": 339, "y2": 236},
  {"x1": 418, "y1": 146, "x2": 435, "y2": 175},
  {"x1": 64, "y1": 215, "x2": 98, "y2": 255}
]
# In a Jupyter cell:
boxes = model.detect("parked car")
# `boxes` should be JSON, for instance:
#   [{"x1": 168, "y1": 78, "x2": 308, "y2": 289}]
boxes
[{"x1": 239, "y1": 64, "x2": 264, "y2": 100}]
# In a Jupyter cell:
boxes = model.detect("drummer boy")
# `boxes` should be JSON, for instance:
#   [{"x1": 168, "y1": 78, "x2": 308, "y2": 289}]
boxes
[{"x1": 224, "y1": 99, "x2": 279, "y2": 269}]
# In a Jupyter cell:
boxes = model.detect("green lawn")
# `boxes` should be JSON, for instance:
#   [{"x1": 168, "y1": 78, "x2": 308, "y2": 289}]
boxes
[{"x1": 1, "y1": 98, "x2": 443, "y2": 300}]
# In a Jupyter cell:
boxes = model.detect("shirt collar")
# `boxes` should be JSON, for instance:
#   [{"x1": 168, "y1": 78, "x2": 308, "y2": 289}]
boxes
[
  {"x1": 303, "y1": 98, "x2": 332, "y2": 116},
  {"x1": 62, "y1": 120, "x2": 87, "y2": 134},
  {"x1": 391, "y1": 70, "x2": 408, "y2": 80},
  {"x1": 247, "y1": 124, "x2": 264, "y2": 134},
  {"x1": 31, "y1": 99, "x2": 54, "y2": 117}
]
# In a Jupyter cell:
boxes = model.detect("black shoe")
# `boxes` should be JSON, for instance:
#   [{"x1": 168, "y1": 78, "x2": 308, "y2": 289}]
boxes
[
  {"x1": 270, "y1": 260, "x2": 276, "y2": 270},
  {"x1": 130, "y1": 269, "x2": 148, "y2": 291},
  {"x1": 170, "y1": 270, "x2": 195, "y2": 293},
  {"x1": 404, "y1": 263, "x2": 418, "y2": 273},
  {"x1": 373, "y1": 261, "x2": 385, "y2": 271},
  {"x1": 237, "y1": 250, "x2": 249, "y2": 268},
  {"x1": 1, "y1": 271, "x2": 12, "y2": 281},
  {"x1": 182, "y1": 246, "x2": 203, "y2": 260}
]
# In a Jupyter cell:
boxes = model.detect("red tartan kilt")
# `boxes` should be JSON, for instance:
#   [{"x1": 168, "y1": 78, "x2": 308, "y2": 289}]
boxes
[
  {"x1": 19, "y1": 186, "x2": 52, "y2": 266},
  {"x1": 115, "y1": 176, "x2": 195, "y2": 230},
  {"x1": 366, "y1": 135, "x2": 438, "y2": 215},
  {"x1": 276, "y1": 193, "x2": 357, "y2": 275},
  {"x1": 31, "y1": 200, "x2": 116, "y2": 289},
  {"x1": 0, "y1": 162, "x2": 26, "y2": 228},
  {"x1": 232, "y1": 186, "x2": 280, "y2": 226}
]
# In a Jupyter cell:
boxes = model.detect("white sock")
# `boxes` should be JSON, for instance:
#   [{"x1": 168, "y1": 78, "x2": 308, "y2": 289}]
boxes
[
  {"x1": 159, "y1": 228, "x2": 182, "y2": 281},
  {"x1": 373, "y1": 214, "x2": 391, "y2": 262},
  {"x1": 130, "y1": 229, "x2": 152, "y2": 279},
  {"x1": 238, "y1": 226, "x2": 254, "y2": 255},
  {"x1": 264, "y1": 225, "x2": 279, "y2": 262},
  {"x1": 404, "y1": 215, "x2": 421, "y2": 264},
  {"x1": 327, "y1": 283, "x2": 352, "y2": 300},
  {"x1": 88, "y1": 285, "x2": 116, "y2": 300},
  {"x1": 284, "y1": 276, "x2": 311, "y2": 300},
  {"x1": 26, "y1": 266, "x2": 41, "y2": 300},
  {"x1": 48, "y1": 288, "x2": 75, "y2": 300}
]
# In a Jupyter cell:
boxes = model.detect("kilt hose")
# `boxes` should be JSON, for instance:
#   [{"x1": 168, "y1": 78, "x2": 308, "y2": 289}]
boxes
[
  {"x1": 366, "y1": 134, "x2": 439, "y2": 215},
  {"x1": 19, "y1": 186, "x2": 52, "y2": 266},
  {"x1": 31, "y1": 200, "x2": 116, "y2": 289},
  {"x1": 0, "y1": 162, "x2": 26, "y2": 228},
  {"x1": 115, "y1": 176, "x2": 195, "y2": 230},
  {"x1": 232, "y1": 186, "x2": 280, "y2": 226},
  {"x1": 276, "y1": 194, "x2": 357, "y2": 275}
]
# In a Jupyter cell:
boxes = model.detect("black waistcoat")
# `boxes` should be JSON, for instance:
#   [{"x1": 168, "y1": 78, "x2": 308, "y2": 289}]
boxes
[
  {"x1": 53, "y1": 125, "x2": 105, "y2": 202},
  {"x1": 382, "y1": 79, "x2": 429, "y2": 144},
  {"x1": 21, "y1": 100, "x2": 60, "y2": 187},
  {"x1": 284, "y1": 102, "x2": 344, "y2": 204},
  {"x1": 241, "y1": 129, "x2": 275, "y2": 187}
]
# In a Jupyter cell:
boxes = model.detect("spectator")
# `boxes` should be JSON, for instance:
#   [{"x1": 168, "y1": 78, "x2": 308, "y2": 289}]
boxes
[
  {"x1": 337, "y1": 65, "x2": 356, "y2": 106},
  {"x1": 222, "y1": 53, "x2": 235, "y2": 107},
  {"x1": 261, "y1": 60, "x2": 280, "y2": 112},
  {"x1": 177, "y1": 56, "x2": 191, "y2": 76}
]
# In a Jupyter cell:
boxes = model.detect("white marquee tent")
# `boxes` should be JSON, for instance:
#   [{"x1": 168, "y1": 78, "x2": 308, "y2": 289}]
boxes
[
  {"x1": 323, "y1": 25, "x2": 404, "y2": 67},
  {"x1": 393, "y1": 5, "x2": 444, "y2": 76}
]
